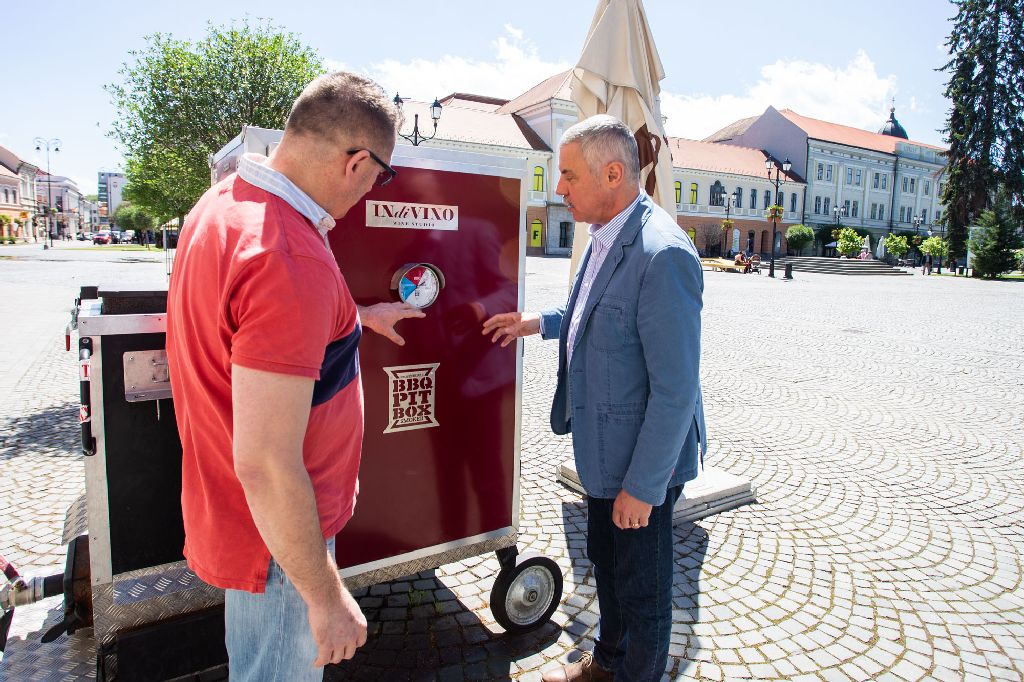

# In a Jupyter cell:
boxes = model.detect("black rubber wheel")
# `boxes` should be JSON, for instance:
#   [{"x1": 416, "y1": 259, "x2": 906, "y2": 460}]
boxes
[{"x1": 490, "y1": 552, "x2": 563, "y2": 634}]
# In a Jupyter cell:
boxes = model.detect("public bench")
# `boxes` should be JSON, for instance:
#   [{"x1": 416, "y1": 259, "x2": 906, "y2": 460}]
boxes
[{"x1": 701, "y1": 258, "x2": 747, "y2": 273}]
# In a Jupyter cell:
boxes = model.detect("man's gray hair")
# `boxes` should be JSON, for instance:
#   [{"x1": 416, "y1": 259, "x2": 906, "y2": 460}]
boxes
[
  {"x1": 561, "y1": 115, "x2": 640, "y2": 182},
  {"x1": 285, "y1": 71, "x2": 402, "y2": 152}
]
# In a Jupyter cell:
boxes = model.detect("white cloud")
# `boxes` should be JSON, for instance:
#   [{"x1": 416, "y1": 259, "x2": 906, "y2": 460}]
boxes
[
  {"x1": 660, "y1": 50, "x2": 899, "y2": 141},
  {"x1": 327, "y1": 25, "x2": 571, "y2": 102}
]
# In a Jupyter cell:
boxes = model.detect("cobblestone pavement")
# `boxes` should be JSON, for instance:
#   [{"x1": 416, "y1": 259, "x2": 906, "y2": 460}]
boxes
[{"x1": 2, "y1": 250, "x2": 1023, "y2": 681}]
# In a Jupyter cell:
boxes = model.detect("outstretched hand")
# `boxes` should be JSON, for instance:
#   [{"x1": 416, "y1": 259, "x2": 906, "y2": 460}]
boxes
[
  {"x1": 481, "y1": 312, "x2": 541, "y2": 347},
  {"x1": 358, "y1": 302, "x2": 426, "y2": 346}
]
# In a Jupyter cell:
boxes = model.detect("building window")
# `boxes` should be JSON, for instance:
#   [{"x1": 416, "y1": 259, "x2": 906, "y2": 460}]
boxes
[
  {"x1": 910, "y1": 178, "x2": 916, "y2": 194},
  {"x1": 846, "y1": 168, "x2": 853, "y2": 185},
  {"x1": 790, "y1": 192, "x2": 797, "y2": 213},
  {"x1": 924, "y1": 181, "x2": 930, "y2": 196},
  {"x1": 689, "y1": 183, "x2": 698, "y2": 205},
  {"x1": 814, "y1": 196, "x2": 821, "y2": 214},
  {"x1": 903, "y1": 177, "x2": 909, "y2": 193},
  {"x1": 675, "y1": 181, "x2": 682, "y2": 205},
  {"x1": 882, "y1": 175, "x2": 888, "y2": 190},
  {"x1": 878, "y1": 205, "x2": 884, "y2": 221},
  {"x1": 939, "y1": 182, "x2": 945, "y2": 195},
  {"x1": 935, "y1": 209, "x2": 941, "y2": 222},
  {"x1": 710, "y1": 181, "x2": 725, "y2": 206},
  {"x1": 533, "y1": 166, "x2": 545, "y2": 192},
  {"x1": 870, "y1": 203, "x2": 877, "y2": 220},
  {"x1": 921, "y1": 209, "x2": 927, "y2": 223},
  {"x1": 826, "y1": 165, "x2": 833, "y2": 182},
  {"x1": 763, "y1": 190, "x2": 770, "y2": 209},
  {"x1": 776, "y1": 191, "x2": 783, "y2": 206},
  {"x1": 851, "y1": 201, "x2": 859, "y2": 218},
  {"x1": 844, "y1": 199, "x2": 851, "y2": 215},
  {"x1": 749, "y1": 188, "x2": 756, "y2": 209},
  {"x1": 899, "y1": 206, "x2": 906, "y2": 222},
  {"x1": 824, "y1": 197, "x2": 831, "y2": 214},
  {"x1": 2, "y1": 189, "x2": 7, "y2": 203},
  {"x1": 873, "y1": 173, "x2": 880, "y2": 189},
  {"x1": 559, "y1": 221, "x2": 572, "y2": 249},
  {"x1": 817, "y1": 163, "x2": 823, "y2": 180},
  {"x1": 11, "y1": 190, "x2": 15, "y2": 202},
  {"x1": 732, "y1": 187, "x2": 741, "y2": 207},
  {"x1": 855, "y1": 169, "x2": 862, "y2": 186}
]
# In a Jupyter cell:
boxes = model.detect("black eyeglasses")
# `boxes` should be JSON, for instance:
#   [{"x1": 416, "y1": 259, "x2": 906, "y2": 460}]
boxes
[{"x1": 347, "y1": 148, "x2": 397, "y2": 188}]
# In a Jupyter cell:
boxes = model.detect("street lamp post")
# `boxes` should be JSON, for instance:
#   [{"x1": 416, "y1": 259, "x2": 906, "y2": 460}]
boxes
[
  {"x1": 765, "y1": 156, "x2": 791, "y2": 278},
  {"x1": 33, "y1": 137, "x2": 61, "y2": 248},
  {"x1": 392, "y1": 94, "x2": 443, "y2": 146},
  {"x1": 833, "y1": 203, "x2": 848, "y2": 229},
  {"x1": 912, "y1": 213, "x2": 923, "y2": 270}
]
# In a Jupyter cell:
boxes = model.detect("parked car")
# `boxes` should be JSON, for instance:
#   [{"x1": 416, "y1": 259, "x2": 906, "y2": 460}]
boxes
[
  {"x1": 110, "y1": 230, "x2": 124, "y2": 244},
  {"x1": 93, "y1": 231, "x2": 112, "y2": 245},
  {"x1": 121, "y1": 230, "x2": 136, "y2": 243},
  {"x1": 76, "y1": 232, "x2": 91, "y2": 241}
]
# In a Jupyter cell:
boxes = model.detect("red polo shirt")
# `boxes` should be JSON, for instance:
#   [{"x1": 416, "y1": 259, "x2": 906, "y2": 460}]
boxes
[{"x1": 167, "y1": 175, "x2": 363, "y2": 592}]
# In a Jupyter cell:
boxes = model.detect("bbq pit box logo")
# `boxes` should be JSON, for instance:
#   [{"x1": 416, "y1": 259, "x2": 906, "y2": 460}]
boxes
[
  {"x1": 383, "y1": 363, "x2": 440, "y2": 433},
  {"x1": 366, "y1": 201, "x2": 458, "y2": 231}
]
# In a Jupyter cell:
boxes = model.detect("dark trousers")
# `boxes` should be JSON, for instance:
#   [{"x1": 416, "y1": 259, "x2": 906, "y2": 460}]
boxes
[{"x1": 588, "y1": 485, "x2": 682, "y2": 682}]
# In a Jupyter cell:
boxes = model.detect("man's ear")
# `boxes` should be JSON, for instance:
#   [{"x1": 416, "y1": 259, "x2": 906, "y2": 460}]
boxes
[{"x1": 605, "y1": 161, "x2": 625, "y2": 188}]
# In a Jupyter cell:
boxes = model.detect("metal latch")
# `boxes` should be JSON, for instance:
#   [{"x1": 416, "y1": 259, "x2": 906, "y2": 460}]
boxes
[{"x1": 123, "y1": 350, "x2": 172, "y2": 402}]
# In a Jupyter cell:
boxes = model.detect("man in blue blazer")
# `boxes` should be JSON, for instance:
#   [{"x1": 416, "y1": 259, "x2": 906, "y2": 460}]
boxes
[{"x1": 483, "y1": 114, "x2": 706, "y2": 682}]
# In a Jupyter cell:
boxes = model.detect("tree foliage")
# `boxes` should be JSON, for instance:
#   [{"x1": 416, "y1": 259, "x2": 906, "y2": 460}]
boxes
[
  {"x1": 919, "y1": 236, "x2": 950, "y2": 259},
  {"x1": 107, "y1": 20, "x2": 324, "y2": 222},
  {"x1": 835, "y1": 227, "x2": 864, "y2": 256},
  {"x1": 940, "y1": 0, "x2": 1024, "y2": 260},
  {"x1": 112, "y1": 202, "x2": 156, "y2": 233},
  {"x1": 968, "y1": 190, "x2": 1023, "y2": 277},
  {"x1": 785, "y1": 224, "x2": 814, "y2": 254},
  {"x1": 883, "y1": 233, "x2": 910, "y2": 257}
]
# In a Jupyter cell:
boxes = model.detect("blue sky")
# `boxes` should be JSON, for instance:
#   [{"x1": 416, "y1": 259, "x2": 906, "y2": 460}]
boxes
[{"x1": 4, "y1": 0, "x2": 955, "y2": 195}]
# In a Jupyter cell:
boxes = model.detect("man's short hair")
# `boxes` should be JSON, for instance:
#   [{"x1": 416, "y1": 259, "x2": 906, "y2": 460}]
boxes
[
  {"x1": 561, "y1": 115, "x2": 640, "y2": 183},
  {"x1": 285, "y1": 71, "x2": 401, "y2": 152}
]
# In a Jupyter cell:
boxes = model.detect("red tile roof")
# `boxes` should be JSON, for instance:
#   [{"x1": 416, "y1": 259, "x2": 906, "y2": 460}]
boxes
[
  {"x1": 496, "y1": 70, "x2": 573, "y2": 115},
  {"x1": 779, "y1": 109, "x2": 946, "y2": 154},
  {"x1": 668, "y1": 137, "x2": 803, "y2": 182}
]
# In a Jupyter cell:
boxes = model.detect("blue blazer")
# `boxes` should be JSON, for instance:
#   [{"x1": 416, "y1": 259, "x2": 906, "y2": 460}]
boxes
[{"x1": 540, "y1": 194, "x2": 706, "y2": 506}]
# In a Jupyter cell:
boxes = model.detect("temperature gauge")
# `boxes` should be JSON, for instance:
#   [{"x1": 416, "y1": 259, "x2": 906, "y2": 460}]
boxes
[{"x1": 391, "y1": 263, "x2": 445, "y2": 309}]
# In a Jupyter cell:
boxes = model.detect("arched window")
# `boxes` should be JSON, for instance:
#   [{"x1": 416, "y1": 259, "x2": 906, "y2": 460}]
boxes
[
  {"x1": 710, "y1": 181, "x2": 725, "y2": 207},
  {"x1": 674, "y1": 181, "x2": 682, "y2": 205},
  {"x1": 533, "y1": 166, "x2": 545, "y2": 192},
  {"x1": 763, "y1": 190, "x2": 770, "y2": 209},
  {"x1": 749, "y1": 188, "x2": 756, "y2": 209},
  {"x1": 689, "y1": 183, "x2": 698, "y2": 204},
  {"x1": 734, "y1": 187, "x2": 742, "y2": 208},
  {"x1": 2, "y1": 189, "x2": 7, "y2": 203},
  {"x1": 687, "y1": 228, "x2": 696, "y2": 243},
  {"x1": 11, "y1": 190, "x2": 15, "y2": 203},
  {"x1": 790, "y1": 192, "x2": 797, "y2": 213}
]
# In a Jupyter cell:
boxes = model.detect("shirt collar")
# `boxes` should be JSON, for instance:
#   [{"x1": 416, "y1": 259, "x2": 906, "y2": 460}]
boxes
[
  {"x1": 236, "y1": 153, "x2": 336, "y2": 239},
  {"x1": 588, "y1": 191, "x2": 643, "y2": 251}
]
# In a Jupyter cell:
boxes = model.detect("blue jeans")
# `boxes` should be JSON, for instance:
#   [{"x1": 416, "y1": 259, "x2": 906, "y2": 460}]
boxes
[
  {"x1": 224, "y1": 538, "x2": 334, "y2": 682},
  {"x1": 588, "y1": 486, "x2": 682, "y2": 682}
]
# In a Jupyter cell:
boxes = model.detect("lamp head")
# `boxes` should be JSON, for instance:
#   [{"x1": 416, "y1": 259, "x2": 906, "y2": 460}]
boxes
[
  {"x1": 764, "y1": 157, "x2": 773, "y2": 171},
  {"x1": 430, "y1": 98, "x2": 442, "y2": 121},
  {"x1": 392, "y1": 93, "x2": 403, "y2": 108},
  {"x1": 782, "y1": 158, "x2": 792, "y2": 172}
]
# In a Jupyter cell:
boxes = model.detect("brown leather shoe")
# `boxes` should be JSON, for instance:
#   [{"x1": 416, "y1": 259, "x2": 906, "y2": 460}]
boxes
[{"x1": 541, "y1": 651, "x2": 614, "y2": 682}]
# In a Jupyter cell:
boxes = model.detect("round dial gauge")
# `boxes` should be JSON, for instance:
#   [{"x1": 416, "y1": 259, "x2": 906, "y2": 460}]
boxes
[{"x1": 394, "y1": 263, "x2": 443, "y2": 309}]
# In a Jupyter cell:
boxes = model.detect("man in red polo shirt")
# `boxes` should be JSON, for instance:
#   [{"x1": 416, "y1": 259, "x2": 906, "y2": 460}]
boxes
[{"x1": 167, "y1": 71, "x2": 420, "y2": 680}]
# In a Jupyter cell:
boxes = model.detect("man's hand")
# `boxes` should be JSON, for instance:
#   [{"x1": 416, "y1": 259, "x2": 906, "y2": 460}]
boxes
[
  {"x1": 612, "y1": 489, "x2": 653, "y2": 530},
  {"x1": 358, "y1": 302, "x2": 425, "y2": 346},
  {"x1": 481, "y1": 312, "x2": 541, "y2": 347},
  {"x1": 308, "y1": 580, "x2": 368, "y2": 666}
]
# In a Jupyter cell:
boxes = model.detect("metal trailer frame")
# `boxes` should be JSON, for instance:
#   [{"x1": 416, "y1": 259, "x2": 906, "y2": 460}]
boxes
[{"x1": 63, "y1": 142, "x2": 554, "y2": 678}]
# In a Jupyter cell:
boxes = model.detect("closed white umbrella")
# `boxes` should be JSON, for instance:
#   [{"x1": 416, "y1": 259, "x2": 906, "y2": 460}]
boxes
[
  {"x1": 567, "y1": 0, "x2": 676, "y2": 282},
  {"x1": 875, "y1": 234, "x2": 886, "y2": 259}
]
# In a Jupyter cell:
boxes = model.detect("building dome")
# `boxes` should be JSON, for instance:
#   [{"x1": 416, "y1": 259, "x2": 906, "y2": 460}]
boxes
[{"x1": 879, "y1": 106, "x2": 909, "y2": 139}]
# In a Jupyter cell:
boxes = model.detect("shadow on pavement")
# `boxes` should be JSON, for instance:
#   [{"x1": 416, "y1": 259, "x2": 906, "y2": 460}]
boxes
[
  {"x1": 326, "y1": 568, "x2": 561, "y2": 681},
  {"x1": 0, "y1": 400, "x2": 79, "y2": 461}
]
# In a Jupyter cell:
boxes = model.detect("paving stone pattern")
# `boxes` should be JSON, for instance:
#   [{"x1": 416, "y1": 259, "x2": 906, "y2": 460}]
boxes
[{"x1": 1, "y1": 252, "x2": 1022, "y2": 681}]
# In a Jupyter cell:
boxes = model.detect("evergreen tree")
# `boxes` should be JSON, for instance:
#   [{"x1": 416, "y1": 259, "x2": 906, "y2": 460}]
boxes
[
  {"x1": 968, "y1": 190, "x2": 1023, "y2": 277},
  {"x1": 939, "y1": 0, "x2": 1024, "y2": 261}
]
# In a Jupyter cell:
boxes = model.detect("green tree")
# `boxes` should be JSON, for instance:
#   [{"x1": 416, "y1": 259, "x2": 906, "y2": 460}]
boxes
[
  {"x1": 835, "y1": 227, "x2": 864, "y2": 257},
  {"x1": 785, "y1": 224, "x2": 814, "y2": 254},
  {"x1": 112, "y1": 202, "x2": 136, "y2": 231},
  {"x1": 940, "y1": 0, "x2": 1024, "y2": 262},
  {"x1": 108, "y1": 20, "x2": 324, "y2": 224},
  {"x1": 968, "y1": 191, "x2": 1023, "y2": 277},
  {"x1": 883, "y1": 233, "x2": 910, "y2": 258},
  {"x1": 919, "y1": 236, "x2": 950, "y2": 260}
]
